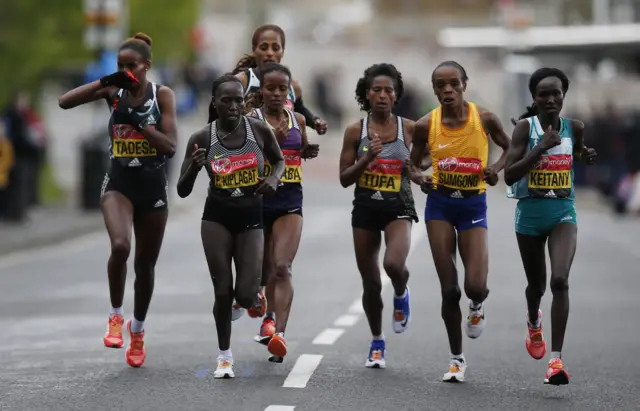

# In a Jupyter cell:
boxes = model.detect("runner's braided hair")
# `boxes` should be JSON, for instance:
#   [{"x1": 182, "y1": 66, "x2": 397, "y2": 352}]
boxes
[
  {"x1": 355, "y1": 63, "x2": 404, "y2": 111},
  {"x1": 208, "y1": 73, "x2": 244, "y2": 123},
  {"x1": 511, "y1": 67, "x2": 570, "y2": 125}
]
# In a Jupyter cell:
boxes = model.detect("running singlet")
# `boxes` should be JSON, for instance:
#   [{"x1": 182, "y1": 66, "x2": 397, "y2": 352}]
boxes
[
  {"x1": 428, "y1": 102, "x2": 488, "y2": 198},
  {"x1": 255, "y1": 108, "x2": 303, "y2": 210},
  {"x1": 108, "y1": 83, "x2": 165, "y2": 169},
  {"x1": 353, "y1": 115, "x2": 416, "y2": 213},
  {"x1": 206, "y1": 116, "x2": 265, "y2": 197},
  {"x1": 508, "y1": 116, "x2": 574, "y2": 200},
  {"x1": 244, "y1": 68, "x2": 296, "y2": 110}
]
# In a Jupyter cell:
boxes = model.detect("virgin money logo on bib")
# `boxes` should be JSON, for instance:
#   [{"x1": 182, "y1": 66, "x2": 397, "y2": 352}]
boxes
[
  {"x1": 213, "y1": 158, "x2": 231, "y2": 174},
  {"x1": 438, "y1": 157, "x2": 481, "y2": 173}
]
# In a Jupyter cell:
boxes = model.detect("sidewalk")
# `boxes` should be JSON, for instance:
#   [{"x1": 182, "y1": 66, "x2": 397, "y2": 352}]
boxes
[{"x1": 0, "y1": 191, "x2": 200, "y2": 256}]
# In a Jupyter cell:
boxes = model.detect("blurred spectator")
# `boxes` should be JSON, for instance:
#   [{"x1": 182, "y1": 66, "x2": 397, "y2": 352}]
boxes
[
  {"x1": 393, "y1": 84, "x2": 424, "y2": 121},
  {"x1": 0, "y1": 119, "x2": 15, "y2": 218},
  {"x1": 2, "y1": 91, "x2": 48, "y2": 220},
  {"x1": 312, "y1": 67, "x2": 344, "y2": 129}
]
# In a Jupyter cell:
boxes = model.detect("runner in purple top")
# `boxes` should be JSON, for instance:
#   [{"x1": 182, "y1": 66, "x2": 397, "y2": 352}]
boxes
[{"x1": 240, "y1": 63, "x2": 319, "y2": 362}]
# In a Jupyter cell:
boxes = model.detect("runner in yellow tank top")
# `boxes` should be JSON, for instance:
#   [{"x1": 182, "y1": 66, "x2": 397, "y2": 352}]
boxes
[{"x1": 410, "y1": 61, "x2": 511, "y2": 382}]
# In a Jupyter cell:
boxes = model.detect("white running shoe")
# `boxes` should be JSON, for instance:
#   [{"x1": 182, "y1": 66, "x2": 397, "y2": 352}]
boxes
[
  {"x1": 442, "y1": 357, "x2": 466, "y2": 382},
  {"x1": 231, "y1": 301, "x2": 245, "y2": 321},
  {"x1": 213, "y1": 356, "x2": 234, "y2": 379},
  {"x1": 464, "y1": 302, "x2": 485, "y2": 339}
]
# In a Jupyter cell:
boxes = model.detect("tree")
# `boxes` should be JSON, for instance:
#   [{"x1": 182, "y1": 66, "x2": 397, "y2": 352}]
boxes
[{"x1": 0, "y1": 0, "x2": 197, "y2": 106}]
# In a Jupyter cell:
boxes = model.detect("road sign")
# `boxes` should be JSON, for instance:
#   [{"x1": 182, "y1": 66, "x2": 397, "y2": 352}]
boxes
[{"x1": 83, "y1": 0, "x2": 126, "y2": 50}]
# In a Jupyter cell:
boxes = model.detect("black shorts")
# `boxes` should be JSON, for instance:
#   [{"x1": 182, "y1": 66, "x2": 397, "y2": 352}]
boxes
[
  {"x1": 263, "y1": 207, "x2": 303, "y2": 231},
  {"x1": 101, "y1": 166, "x2": 168, "y2": 212},
  {"x1": 351, "y1": 205, "x2": 417, "y2": 232},
  {"x1": 202, "y1": 195, "x2": 263, "y2": 234}
]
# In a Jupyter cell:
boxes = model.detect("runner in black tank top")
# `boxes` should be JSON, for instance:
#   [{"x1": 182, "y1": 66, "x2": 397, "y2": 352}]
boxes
[
  {"x1": 339, "y1": 63, "x2": 423, "y2": 369},
  {"x1": 58, "y1": 33, "x2": 178, "y2": 369},
  {"x1": 226, "y1": 24, "x2": 327, "y2": 134},
  {"x1": 177, "y1": 74, "x2": 285, "y2": 379}
]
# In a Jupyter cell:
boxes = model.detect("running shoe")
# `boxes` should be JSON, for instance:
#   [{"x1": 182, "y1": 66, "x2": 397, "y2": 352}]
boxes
[
  {"x1": 442, "y1": 357, "x2": 466, "y2": 382},
  {"x1": 525, "y1": 310, "x2": 547, "y2": 360},
  {"x1": 268, "y1": 332, "x2": 287, "y2": 358},
  {"x1": 365, "y1": 339, "x2": 386, "y2": 369},
  {"x1": 213, "y1": 356, "x2": 234, "y2": 379},
  {"x1": 392, "y1": 287, "x2": 411, "y2": 333},
  {"x1": 464, "y1": 302, "x2": 485, "y2": 339},
  {"x1": 254, "y1": 317, "x2": 276, "y2": 345},
  {"x1": 247, "y1": 290, "x2": 267, "y2": 318},
  {"x1": 231, "y1": 301, "x2": 245, "y2": 321},
  {"x1": 125, "y1": 319, "x2": 146, "y2": 368},
  {"x1": 103, "y1": 314, "x2": 124, "y2": 348},
  {"x1": 544, "y1": 357, "x2": 569, "y2": 385}
]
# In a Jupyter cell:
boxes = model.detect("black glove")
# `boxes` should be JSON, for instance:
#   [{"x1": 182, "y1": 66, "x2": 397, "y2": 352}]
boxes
[{"x1": 100, "y1": 71, "x2": 139, "y2": 89}]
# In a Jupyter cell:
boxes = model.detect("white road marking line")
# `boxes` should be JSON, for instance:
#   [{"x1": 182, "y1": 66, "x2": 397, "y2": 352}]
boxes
[
  {"x1": 348, "y1": 299, "x2": 365, "y2": 314},
  {"x1": 333, "y1": 314, "x2": 360, "y2": 327},
  {"x1": 265, "y1": 406, "x2": 295, "y2": 411},
  {"x1": 312, "y1": 328, "x2": 345, "y2": 345},
  {"x1": 282, "y1": 354, "x2": 323, "y2": 388}
]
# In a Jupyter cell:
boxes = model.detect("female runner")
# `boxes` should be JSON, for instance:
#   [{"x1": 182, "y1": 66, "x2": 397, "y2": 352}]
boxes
[
  {"x1": 504, "y1": 67, "x2": 596, "y2": 385},
  {"x1": 410, "y1": 61, "x2": 511, "y2": 382},
  {"x1": 176, "y1": 74, "x2": 284, "y2": 378},
  {"x1": 59, "y1": 33, "x2": 178, "y2": 368}
]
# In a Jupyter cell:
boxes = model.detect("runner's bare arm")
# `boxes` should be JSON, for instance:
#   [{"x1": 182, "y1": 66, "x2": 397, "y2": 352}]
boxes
[
  {"x1": 504, "y1": 119, "x2": 545, "y2": 185},
  {"x1": 339, "y1": 121, "x2": 370, "y2": 188},
  {"x1": 402, "y1": 119, "x2": 423, "y2": 184},
  {"x1": 409, "y1": 113, "x2": 432, "y2": 183},
  {"x1": 139, "y1": 87, "x2": 178, "y2": 157},
  {"x1": 58, "y1": 81, "x2": 118, "y2": 109},
  {"x1": 479, "y1": 108, "x2": 511, "y2": 172},
  {"x1": 570, "y1": 119, "x2": 595, "y2": 163},
  {"x1": 254, "y1": 120, "x2": 285, "y2": 181},
  {"x1": 177, "y1": 127, "x2": 209, "y2": 198},
  {"x1": 296, "y1": 113, "x2": 318, "y2": 160}
]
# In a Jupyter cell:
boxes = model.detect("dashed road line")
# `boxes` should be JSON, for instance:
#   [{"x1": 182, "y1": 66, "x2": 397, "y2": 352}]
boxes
[
  {"x1": 312, "y1": 328, "x2": 345, "y2": 345},
  {"x1": 265, "y1": 406, "x2": 295, "y2": 411},
  {"x1": 282, "y1": 354, "x2": 323, "y2": 388}
]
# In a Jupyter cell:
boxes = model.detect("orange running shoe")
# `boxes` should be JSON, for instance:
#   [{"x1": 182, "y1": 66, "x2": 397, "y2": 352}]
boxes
[
  {"x1": 544, "y1": 357, "x2": 569, "y2": 385},
  {"x1": 247, "y1": 290, "x2": 267, "y2": 318},
  {"x1": 103, "y1": 314, "x2": 124, "y2": 348},
  {"x1": 254, "y1": 317, "x2": 276, "y2": 346},
  {"x1": 125, "y1": 319, "x2": 146, "y2": 368},
  {"x1": 525, "y1": 310, "x2": 547, "y2": 360},
  {"x1": 267, "y1": 332, "x2": 287, "y2": 358}
]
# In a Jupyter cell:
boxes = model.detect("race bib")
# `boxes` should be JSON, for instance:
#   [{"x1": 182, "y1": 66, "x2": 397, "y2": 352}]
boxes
[
  {"x1": 264, "y1": 149, "x2": 302, "y2": 183},
  {"x1": 211, "y1": 152, "x2": 259, "y2": 189},
  {"x1": 437, "y1": 157, "x2": 482, "y2": 190},
  {"x1": 358, "y1": 158, "x2": 403, "y2": 193},
  {"x1": 528, "y1": 154, "x2": 572, "y2": 190},
  {"x1": 112, "y1": 124, "x2": 157, "y2": 157}
]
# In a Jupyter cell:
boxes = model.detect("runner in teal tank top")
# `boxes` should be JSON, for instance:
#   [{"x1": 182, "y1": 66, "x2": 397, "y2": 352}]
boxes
[{"x1": 504, "y1": 67, "x2": 597, "y2": 386}]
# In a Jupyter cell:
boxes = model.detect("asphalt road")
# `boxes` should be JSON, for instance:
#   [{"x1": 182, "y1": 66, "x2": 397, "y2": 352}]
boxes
[{"x1": 1, "y1": 169, "x2": 639, "y2": 411}]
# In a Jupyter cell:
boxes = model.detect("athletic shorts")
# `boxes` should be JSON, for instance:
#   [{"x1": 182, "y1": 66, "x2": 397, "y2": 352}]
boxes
[
  {"x1": 202, "y1": 196, "x2": 263, "y2": 234},
  {"x1": 425, "y1": 191, "x2": 487, "y2": 232},
  {"x1": 351, "y1": 205, "x2": 417, "y2": 232},
  {"x1": 263, "y1": 207, "x2": 303, "y2": 231},
  {"x1": 101, "y1": 166, "x2": 168, "y2": 212},
  {"x1": 515, "y1": 198, "x2": 577, "y2": 237}
]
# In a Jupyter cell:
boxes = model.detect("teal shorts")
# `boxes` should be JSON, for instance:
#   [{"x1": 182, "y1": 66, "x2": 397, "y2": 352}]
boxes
[{"x1": 515, "y1": 198, "x2": 577, "y2": 237}]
